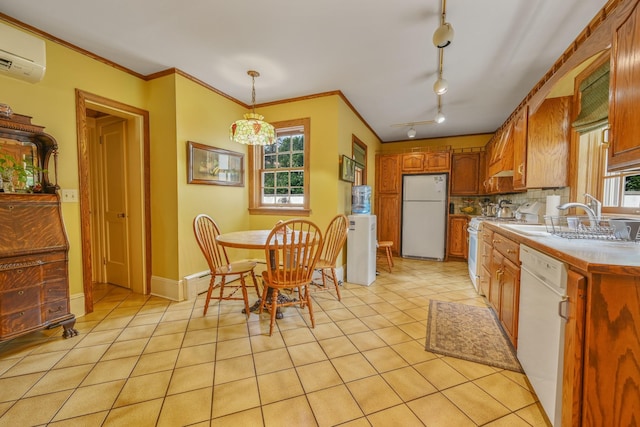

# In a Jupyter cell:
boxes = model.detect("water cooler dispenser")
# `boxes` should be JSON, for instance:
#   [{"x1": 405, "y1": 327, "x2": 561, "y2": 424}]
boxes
[{"x1": 347, "y1": 186, "x2": 376, "y2": 286}]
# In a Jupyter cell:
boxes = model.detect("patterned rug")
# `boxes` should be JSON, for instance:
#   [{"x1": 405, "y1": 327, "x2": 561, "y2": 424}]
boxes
[{"x1": 425, "y1": 300, "x2": 523, "y2": 372}]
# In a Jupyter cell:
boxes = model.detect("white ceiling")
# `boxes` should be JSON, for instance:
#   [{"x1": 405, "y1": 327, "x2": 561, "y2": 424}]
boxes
[{"x1": 0, "y1": 0, "x2": 607, "y2": 142}]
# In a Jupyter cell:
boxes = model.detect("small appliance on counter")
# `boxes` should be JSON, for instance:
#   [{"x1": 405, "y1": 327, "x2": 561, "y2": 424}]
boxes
[{"x1": 516, "y1": 201, "x2": 542, "y2": 223}]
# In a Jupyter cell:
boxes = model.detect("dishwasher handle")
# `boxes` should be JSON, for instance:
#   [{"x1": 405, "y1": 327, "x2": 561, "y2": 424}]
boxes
[{"x1": 558, "y1": 296, "x2": 569, "y2": 320}]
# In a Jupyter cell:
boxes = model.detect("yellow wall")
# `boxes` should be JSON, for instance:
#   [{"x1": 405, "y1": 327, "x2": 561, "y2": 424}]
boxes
[{"x1": 0, "y1": 27, "x2": 148, "y2": 297}]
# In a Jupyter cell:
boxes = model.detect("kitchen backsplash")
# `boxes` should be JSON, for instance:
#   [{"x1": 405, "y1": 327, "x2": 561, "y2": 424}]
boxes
[{"x1": 450, "y1": 187, "x2": 570, "y2": 220}]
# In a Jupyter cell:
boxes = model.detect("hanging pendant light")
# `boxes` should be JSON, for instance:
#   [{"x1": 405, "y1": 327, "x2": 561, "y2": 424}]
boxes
[{"x1": 230, "y1": 70, "x2": 275, "y2": 145}]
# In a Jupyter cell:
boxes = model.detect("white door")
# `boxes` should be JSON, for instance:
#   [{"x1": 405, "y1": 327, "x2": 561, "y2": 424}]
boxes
[{"x1": 101, "y1": 119, "x2": 130, "y2": 288}]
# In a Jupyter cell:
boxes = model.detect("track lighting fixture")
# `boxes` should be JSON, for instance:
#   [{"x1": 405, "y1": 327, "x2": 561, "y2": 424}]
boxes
[
  {"x1": 435, "y1": 111, "x2": 446, "y2": 124},
  {"x1": 433, "y1": 22, "x2": 454, "y2": 48},
  {"x1": 407, "y1": 127, "x2": 417, "y2": 138}
]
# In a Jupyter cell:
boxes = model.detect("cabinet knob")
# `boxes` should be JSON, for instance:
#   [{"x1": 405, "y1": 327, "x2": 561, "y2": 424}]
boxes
[
  {"x1": 17, "y1": 269, "x2": 23, "y2": 274},
  {"x1": 17, "y1": 290, "x2": 24, "y2": 296},
  {"x1": 507, "y1": 249, "x2": 516, "y2": 254},
  {"x1": 49, "y1": 306, "x2": 63, "y2": 314}
]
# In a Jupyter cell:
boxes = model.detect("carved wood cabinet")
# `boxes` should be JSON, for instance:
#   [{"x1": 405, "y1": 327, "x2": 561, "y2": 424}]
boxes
[{"x1": 0, "y1": 111, "x2": 76, "y2": 342}]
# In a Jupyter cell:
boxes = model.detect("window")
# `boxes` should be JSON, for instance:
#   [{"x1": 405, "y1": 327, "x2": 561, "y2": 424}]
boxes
[
  {"x1": 248, "y1": 118, "x2": 310, "y2": 215},
  {"x1": 352, "y1": 135, "x2": 367, "y2": 186}
]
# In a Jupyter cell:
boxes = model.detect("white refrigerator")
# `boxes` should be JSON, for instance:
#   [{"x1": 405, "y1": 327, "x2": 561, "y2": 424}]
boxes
[
  {"x1": 401, "y1": 174, "x2": 447, "y2": 260},
  {"x1": 346, "y1": 214, "x2": 377, "y2": 286}
]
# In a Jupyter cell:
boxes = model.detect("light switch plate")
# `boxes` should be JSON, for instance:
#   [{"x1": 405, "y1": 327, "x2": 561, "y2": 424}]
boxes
[{"x1": 61, "y1": 189, "x2": 78, "y2": 202}]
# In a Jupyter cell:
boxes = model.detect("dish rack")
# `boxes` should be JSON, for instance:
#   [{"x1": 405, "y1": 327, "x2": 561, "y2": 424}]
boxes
[{"x1": 543, "y1": 215, "x2": 622, "y2": 240}]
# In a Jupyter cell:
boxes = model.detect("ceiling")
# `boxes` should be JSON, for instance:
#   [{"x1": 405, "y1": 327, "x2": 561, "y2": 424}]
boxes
[{"x1": 0, "y1": 0, "x2": 607, "y2": 142}]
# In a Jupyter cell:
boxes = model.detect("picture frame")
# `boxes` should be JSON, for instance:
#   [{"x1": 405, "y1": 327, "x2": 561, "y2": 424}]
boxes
[
  {"x1": 187, "y1": 141, "x2": 244, "y2": 186},
  {"x1": 340, "y1": 155, "x2": 355, "y2": 182}
]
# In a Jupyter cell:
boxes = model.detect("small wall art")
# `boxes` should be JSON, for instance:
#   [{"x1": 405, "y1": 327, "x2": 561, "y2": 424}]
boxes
[{"x1": 187, "y1": 141, "x2": 244, "y2": 186}]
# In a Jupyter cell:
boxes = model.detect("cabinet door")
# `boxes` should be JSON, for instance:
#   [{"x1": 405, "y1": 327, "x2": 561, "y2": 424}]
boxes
[
  {"x1": 512, "y1": 107, "x2": 528, "y2": 190},
  {"x1": 401, "y1": 153, "x2": 425, "y2": 172},
  {"x1": 488, "y1": 249, "x2": 503, "y2": 311},
  {"x1": 488, "y1": 123, "x2": 514, "y2": 177},
  {"x1": 562, "y1": 270, "x2": 586, "y2": 427},
  {"x1": 609, "y1": 2, "x2": 640, "y2": 171},
  {"x1": 447, "y1": 216, "x2": 468, "y2": 258},
  {"x1": 500, "y1": 257, "x2": 520, "y2": 347},
  {"x1": 376, "y1": 193, "x2": 400, "y2": 254},
  {"x1": 479, "y1": 265, "x2": 490, "y2": 297},
  {"x1": 376, "y1": 155, "x2": 401, "y2": 193},
  {"x1": 526, "y1": 97, "x2": 571, "y2": 188},
  {"x1": 451, "y1": 153, "x2": 480, "y2": 195},
  {"x1": 425, "y1": 152, "x2": 451, "y2": 172}
]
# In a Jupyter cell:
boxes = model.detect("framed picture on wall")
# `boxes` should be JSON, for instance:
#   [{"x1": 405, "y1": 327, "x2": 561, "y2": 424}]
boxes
[
  {"x1": 187, "y1": 141, "x2": 244, "y2": 186},
  {"x1": 340, "y1": 155, "x2": 355, "y2": 182}
]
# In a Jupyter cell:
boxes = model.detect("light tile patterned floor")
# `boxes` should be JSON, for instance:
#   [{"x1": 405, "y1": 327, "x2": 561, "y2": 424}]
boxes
[{"x1": 0, "y1": 258, "x2": 552, "y2": 426}]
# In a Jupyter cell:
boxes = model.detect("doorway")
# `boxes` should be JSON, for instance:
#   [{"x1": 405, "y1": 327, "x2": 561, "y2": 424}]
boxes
[{"x1": 76, "y1": 90, "x2": 151, "y2": 314}]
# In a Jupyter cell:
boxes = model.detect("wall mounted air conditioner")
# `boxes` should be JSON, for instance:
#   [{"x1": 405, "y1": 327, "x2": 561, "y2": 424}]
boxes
[{"x1": 0, "y1": 22, "x2": 46, "y2": 83}]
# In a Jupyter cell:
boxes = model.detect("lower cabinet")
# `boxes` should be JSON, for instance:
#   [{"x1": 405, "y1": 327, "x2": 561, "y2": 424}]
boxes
[
  {"x1": 486, "y1": 229, "x2": 520, "y2": 347},
  {"x1": 447, "y1": 215, "x2": 469, "y2": 259}
]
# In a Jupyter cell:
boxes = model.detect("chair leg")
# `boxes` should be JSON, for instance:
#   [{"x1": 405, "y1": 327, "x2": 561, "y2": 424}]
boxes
[
  {"x1": 240, "y1": 275, "x2": 250, "y2": 319},
  {"x1": 268, "y1": 289, "x2": 279, "y2": 336},
  {"x1": 329, "y1": 267, "x2": 341, "y2": 301},
  {"x1": 258, "y1": 285, "x2": 269, "y2": 314},
  {"x1": 250, "y1": 270, "x2": 260, "y2": 295},
  {"x1": 203, "y1": 274, "x2": 216, "y2": 316},
  {"x1": 305, "y1": 286, "x2": 315, "y2": 329},
  {"x1": 385, "y1": 247, "x2": 393, "y2": 272}
]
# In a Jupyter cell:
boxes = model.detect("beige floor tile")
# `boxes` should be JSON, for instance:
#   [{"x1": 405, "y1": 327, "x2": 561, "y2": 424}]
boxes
[
  {"x1": 382, "y1": 366, "x2": 437, "y2": 401},
  {"x1": 443, "y1": 356, "x2": 499, "y2": 380},
  {"x1": 156, "y1": 387, "x2": 212, "y2": 427},
  {"x1": 407, "y1": 393, "x2": 476, "y2": 427},
  {"x1": 262, "y1": 395, "x2": 316, "y2": 427},
  {"x1": 215, "y1": 337, "x2": 252, "y2": 360},
  {"x1": 211, "y1": 377, "x2": 260, "y2": 418},
  {"x1": 1, "y1": 350, "x2": 68, "y2": 377},
  {"x1": 331, "y1": 353, "x2": 377, "y2": 383},
  {"x1": 114, "y1": 371, "x2": 172, "y2": 407},
  {"x1": 257, "y1": 368, "x2": 304, "y2": 404},
  {"x1": 484, "y1": 413, "x2": 537, "y2": 427},
  {"x1": 53, "y1": 344, "x2": 110, "y2": 368},
  {"x1": 252, "y1": 347, "x2": 293, "y2": 375},
  {"x1": 249, "y1": 333, "x2": 286, "y2": 353},
  {"x1": 182, "y1": 327, "x2": 218, "y2": 347},
  {"x1": 0, "y1": 389, "x2": 72, "y2": 425},
  {"x1": 81, "y1": 356, "x2": 138, "y2": 386},
  {"x1": 296, "y1": 360, "x2": 343, "y2": 393},
  {"x1": 0, "y1": 372, "x2": 44, "y2": 401},
  {"x1": 442, "y1": 382, "x2": 511, "y2": 425},
  {"x1": 347, "y1": 304, "x2": 379, "y2": 318},
  {"x1": 211, "y1": 407, "x2": 263, "y2": 426},
  {"x1": 153, "y1": 319, "x2": 190, "y2": 336},
  {"x1": 214, "y1": 354, "x2": 255, "y2": 384},
  {"x1": 474, "y1": 372, "x2": 537, "y2": 411},
  {"x1": 362, "y1": 347, "x2": 408, "y2": 373},
  {"x1": 101, "y1": 338, "x2": 148, "y2": 361},
  {"x1": 143, "y1": 332, "x2": 185, "y2": 353},
  {"x1": 92, "y1": 315, "x2": 133, "y2": 332},
  {"x1": 395, "y1": 321, "x2": 427, "y2": 340},
  {"x1": 47, "y1": 411, "x2": 109, "y2": 426},
  {"x1": 358, "y1": 314, "x2": 394, "y2": 330},
  {"x1": 325, "y1": 308, "x2": 356, "y2": 322},
  {"x1": 128, "y1": 312, "x2": 164, "y2": 327},
  {"x1": 366, "y1": 403, "x2": 424, "y2": 427},
  {"x1": 347, "y1": 375, "x2": 402, "y2": 414},
  {"x1": 287, "y1": 342, "x2": 327, "y2": 366},
  {"x1": 52, "y1": 380, "x2": 125, "y2": 421},
  {"x1": 168, "y1": 362, "x2": 214, "y2": 394},
  {"x1": 310, "y1": 322, "x2": 344, "y2": 340},
  {"x1": 373, "y1": 325, "x2": 413, "y2": 346},
  {"x1": 281, "y1": 327, "x2": 316, "y2": 346},
  {"x1": 318, "y1": 336, "x2": 358, "y2": 358},
  {"x1": 307, "y1": 384, "x2": 364, "y2": 427},
  {"x1": 391, "y1": 341, "x2": 438, "y2": 365},
  {"x1": 216, "y1": 323, "x2": 250, "y2": 342},
  {"x1": 335, "y1": 318, "x2": 370, "y2": 334},
  {"x1": 114, "y1": 324, "x2": 156, "y2": 342},
  {"x1": 414, "y1": 358, "x2": 468, "y2": 390},
  {"x1": 515, "y1": 403, "x2": 552, "y2": 426},
  {"x1": 337, "y1": 417, "x2": 371, "y2": 427},
  {"x1": 130, "y1": 349, "x2": 179, "y2": 377},
  {"x1": 348, "y1": 330, "x2": 387, "y2": 351},
  {"x1": 102, "y1": 398, "x2": 164, "y2": 427},
  {"x1": 187, "y1": 315, "x2": 220, "y2": 331},
  {"x1": 175, "y1": 342, "x2": 216, "y2": 368},
  {"x1": 24, "y1": 364, "x2": 93, "y2": 397}
]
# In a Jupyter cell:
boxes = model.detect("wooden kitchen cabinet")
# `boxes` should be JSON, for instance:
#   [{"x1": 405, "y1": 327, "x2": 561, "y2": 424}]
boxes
[
  {"x1": 451, "y1": 152, "x2": 480, "y2": 195},
  {"x1": 401, "y1": 151, "x2": 451, "y2": 173},
  {"x1": 523, "y1": 96, "x2": 572, "y2": 189},
  {"x1": 486, "y1": 229, "x2": 520, "y2": 347},
  {"x1": 375, "y1": 193, "x2": 400, "y2": 256},
  {"x1": 447, "y1": 215, "x2": 469, "y2": 259},
  {"x1": 376, "y1": 154, "x2": 401, "y2": 194},
  {"x1": 479, "y1": 229, "x2": 493, "y2": 297},
  {"x1": 487, "y1": 122, "x2": 514, "y2": 178},
  {"x1": 608, "y1": 1, "x2": 640, "y2": 171},
  {"x1": 512, "y1": 107, "x2": 528, "y2": 190},
  {"x1": 401, "y1": 152, "x2": 424, "y2": 172}
]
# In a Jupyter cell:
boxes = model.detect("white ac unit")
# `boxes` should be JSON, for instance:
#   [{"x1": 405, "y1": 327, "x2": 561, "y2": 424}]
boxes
[{"x1": 0, "y1": 22, "x2": 46, "y2": 83}]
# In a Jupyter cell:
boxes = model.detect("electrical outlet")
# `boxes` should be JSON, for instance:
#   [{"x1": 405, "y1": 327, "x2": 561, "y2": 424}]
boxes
[{"x1": 61, "y1": 189, "x2": 78, "y2": 203}]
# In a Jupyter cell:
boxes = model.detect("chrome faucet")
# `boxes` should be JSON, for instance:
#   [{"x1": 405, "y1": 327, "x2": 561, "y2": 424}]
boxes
[
  {"x1": 556, "y1": 202, "x2": 597, "y2": 226},
  {"x1": 584, "y1": 193, "x2": 602, "y2": 218}
]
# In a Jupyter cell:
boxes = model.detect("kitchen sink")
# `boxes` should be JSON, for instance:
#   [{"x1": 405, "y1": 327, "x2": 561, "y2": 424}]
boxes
[{"x1": 500, "y1": 223, "x2": 551, "y2": 236}]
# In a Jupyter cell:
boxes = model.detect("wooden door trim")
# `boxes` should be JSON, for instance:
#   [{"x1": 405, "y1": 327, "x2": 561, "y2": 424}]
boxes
[{"x1": 75, "y1": 89, "x2": 151, "y2": 313}]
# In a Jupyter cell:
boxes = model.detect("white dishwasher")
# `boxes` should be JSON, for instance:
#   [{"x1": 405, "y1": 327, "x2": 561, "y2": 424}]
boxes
[{"x1": 517, "y1": 245, "x2": 568, "y2": 427}]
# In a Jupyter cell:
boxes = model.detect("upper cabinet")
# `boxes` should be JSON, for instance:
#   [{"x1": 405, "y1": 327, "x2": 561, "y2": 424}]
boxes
[
  {"x1": 515, "y1": 97, "x2": 572, "y2": 190},
  {"x1": 487, "y1": 122, "x2": 514, "y2": 178},
  {"x1": 608, "y1": 1, "x2": 640, "y2": 171},
  {"x1": 451, "y1": 152, "x2": 480, "y2": 195},
  {"x1": 377, "y1": 154, "x2": 401, "y2": 194},
  {"x1": 402, "y1": 151, "x2": 451, "y2": 173}
]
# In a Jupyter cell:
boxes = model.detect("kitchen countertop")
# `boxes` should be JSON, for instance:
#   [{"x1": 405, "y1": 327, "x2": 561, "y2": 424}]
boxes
[{"x1": 483, "y1": 221, "x2": 640, "y2": 276}]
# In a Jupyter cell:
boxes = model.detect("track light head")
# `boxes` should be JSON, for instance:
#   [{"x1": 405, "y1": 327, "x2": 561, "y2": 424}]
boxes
[
  {"x1": 435, "y1": 111, "x2": 446, "y2": 124},
  {"x1": 433, "y1": 23, "x2": 454, "y2": 48},
  {"x1": 433, "y1": 77, "x2": 448, "y2": 95},
  {"x1": 407, "y1": 127, "x2": 417, "y2": 138}
]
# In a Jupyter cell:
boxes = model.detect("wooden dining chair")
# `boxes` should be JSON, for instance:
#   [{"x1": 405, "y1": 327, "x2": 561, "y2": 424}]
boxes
[
  {"x1": 259, "y1": 219, "x2": 323, "y2": 336},
  {"x1": 312, "y1": 214, "x2": 348, "y2": 300},
  {"x1": 193, "y1": 214, "x2": 260, "y2": 317}
]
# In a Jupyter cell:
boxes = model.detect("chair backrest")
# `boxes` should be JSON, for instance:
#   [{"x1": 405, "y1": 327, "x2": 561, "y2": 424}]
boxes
[
  {"x1": 319, "y1": 214, "x2": 348, "y2": 265},
  {"x1": 193, "y1": 214, "x2": 229, "y2": 271},
  {"x1": 264, "y1": 219, "x2": 323, "y2": 287}
]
